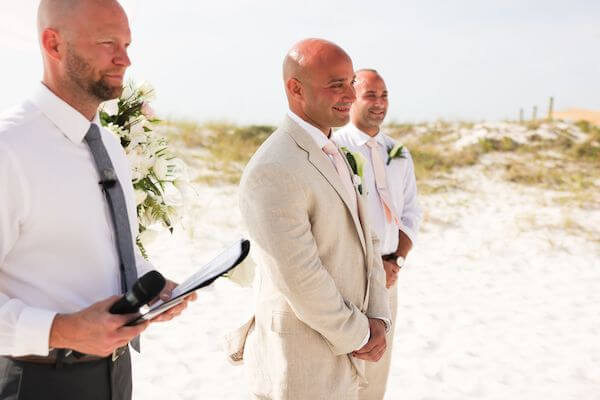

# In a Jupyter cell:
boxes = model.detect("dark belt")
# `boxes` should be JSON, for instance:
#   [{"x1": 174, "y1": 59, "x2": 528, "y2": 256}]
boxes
[{"x1": 8, "y1": 346, "x2": 128, "y2": 365}]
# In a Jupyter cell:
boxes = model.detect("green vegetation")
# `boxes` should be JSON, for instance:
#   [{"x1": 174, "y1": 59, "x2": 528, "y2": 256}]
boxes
[
  {"x1": 385, "y1": 120, "x2": 599, "y2": 204},
  {"x1": 162, "y1": 118, "x2": 599, "y2": 205},
  {"x1": 162, "y1": 121, "x2": 275, "y2": 184}
]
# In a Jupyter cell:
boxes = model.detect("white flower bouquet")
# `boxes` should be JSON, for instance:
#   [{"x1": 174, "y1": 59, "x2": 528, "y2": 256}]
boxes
[{"x1": 100, "y1": 81, "x2": 190, "y2": 258}]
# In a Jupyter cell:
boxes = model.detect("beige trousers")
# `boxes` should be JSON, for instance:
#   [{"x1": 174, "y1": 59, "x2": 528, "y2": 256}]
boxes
[{"x1": 358, "y1": 282, "x2": 398, "y2": 400}]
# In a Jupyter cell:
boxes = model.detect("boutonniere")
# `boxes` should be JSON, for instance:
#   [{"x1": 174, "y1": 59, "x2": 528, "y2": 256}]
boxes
[
  {"x1": 386, "y1": 143, "x2": 406, "y2": 165},
  {"x1": 340, "y1": 147, "x2": 366, "y2": 195}
]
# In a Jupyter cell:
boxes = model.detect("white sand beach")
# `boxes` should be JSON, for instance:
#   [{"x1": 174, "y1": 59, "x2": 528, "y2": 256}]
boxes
[{"x1": 131, "y1": 123, "x2": 600, "y2": 400}]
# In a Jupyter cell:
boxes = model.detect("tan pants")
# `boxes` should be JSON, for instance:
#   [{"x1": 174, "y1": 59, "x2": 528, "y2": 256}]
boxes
[{"x1": 358, "y1": 283, "x2": 398, "y2": 400}]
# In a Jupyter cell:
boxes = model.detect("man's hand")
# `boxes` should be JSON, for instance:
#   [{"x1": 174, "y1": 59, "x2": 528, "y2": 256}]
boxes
[
  {"x1": 352, "y1": 318, "x2": 387, "y2": 362},
  {"x1": 49, "y1": 295, "x2": 149, "y2": 357},
  {"x1": 149, "y1": 279, "x2": 197, "y2": 323},
  {"x1": 383, "y1": 259, "x2": 400, "y2": 288}
]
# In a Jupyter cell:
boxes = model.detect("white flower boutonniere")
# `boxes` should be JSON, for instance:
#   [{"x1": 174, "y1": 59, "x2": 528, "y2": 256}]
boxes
[
  {"x1": 340, "y1": 147, "x2": 366, "y2": 195},
  {"x1": 386, "y1": 143, "x2": 406, "y2": 165}
]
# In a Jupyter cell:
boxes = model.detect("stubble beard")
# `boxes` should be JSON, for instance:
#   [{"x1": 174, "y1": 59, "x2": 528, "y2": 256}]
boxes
[{"x1": 65, "y1": 45, "x2": 123, "y2": 102}]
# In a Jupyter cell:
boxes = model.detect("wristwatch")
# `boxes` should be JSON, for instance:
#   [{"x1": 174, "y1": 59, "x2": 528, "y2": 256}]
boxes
[
  {"x1": 383, "y1": 253, "x2": 405, "y2": 267},
  {"x1": 395, "y1": 256, "x2": 405, "y2": 267}
]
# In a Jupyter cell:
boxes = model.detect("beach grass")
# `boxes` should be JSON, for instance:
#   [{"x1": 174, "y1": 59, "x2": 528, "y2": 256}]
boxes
[{"x1": 161, "y1": 119, "x2": 599, "y2": 204}]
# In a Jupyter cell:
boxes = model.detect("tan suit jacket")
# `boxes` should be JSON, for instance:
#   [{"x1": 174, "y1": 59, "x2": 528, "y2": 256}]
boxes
[{"x1": 228, "y1": 116, "x2": 390, "y2": 400}]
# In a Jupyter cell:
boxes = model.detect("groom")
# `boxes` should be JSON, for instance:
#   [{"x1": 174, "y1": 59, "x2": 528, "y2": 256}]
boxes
[{"x1": 234, "y1": 38, "x2": 391, "y2": 399}]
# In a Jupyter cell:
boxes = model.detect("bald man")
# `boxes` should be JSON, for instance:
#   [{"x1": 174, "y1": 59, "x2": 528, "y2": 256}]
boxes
[
  {"x1": 227, "y1": 39, "x2": 391, "y2": 399},
  {"x1": 333, "y1": 69, "x2": 422, "y2": 399},
  {"x1": 0, "y1": 1, "x2": 192, "y2": 399}
]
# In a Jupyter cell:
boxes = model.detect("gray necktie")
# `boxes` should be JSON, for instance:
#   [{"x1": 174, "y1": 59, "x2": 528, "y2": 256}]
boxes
[{"x1": 85, "y1": 123, "x2": 140, "y2": 351}]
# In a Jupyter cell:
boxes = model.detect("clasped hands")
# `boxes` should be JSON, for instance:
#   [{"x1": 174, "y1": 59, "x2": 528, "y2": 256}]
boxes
[{"x1": 352, "y1": 318, "x2": 387, "y2": 362}]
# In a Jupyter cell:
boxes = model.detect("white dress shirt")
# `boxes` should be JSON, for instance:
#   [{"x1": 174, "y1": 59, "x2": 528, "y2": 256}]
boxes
[
  {"x1": 287, "y1": 110, "x2": 332, "y2": 151},
  {"x1": 286, "y1": 111, "x2": 390, "y2": 346},
  {"x1": 333, "y1": 123, "x2": 422, "y2": 255},
  {"x1": 0, "y1": 83, "x2": 152, "y2": 356}
]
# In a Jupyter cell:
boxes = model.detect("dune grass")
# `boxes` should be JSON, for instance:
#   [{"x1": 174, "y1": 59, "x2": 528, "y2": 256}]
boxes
[
  {"x1": 162, "y1": 119, "x2": 598, "y2": 204},
  {"x1": 161, "y1": 120, "x2": 275, "y2": 184}
]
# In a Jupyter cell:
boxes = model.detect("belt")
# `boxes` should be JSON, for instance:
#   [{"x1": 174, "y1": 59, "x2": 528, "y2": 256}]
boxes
[{"x1": 8, "y1": 346, "x2": 128, "y2": 365}]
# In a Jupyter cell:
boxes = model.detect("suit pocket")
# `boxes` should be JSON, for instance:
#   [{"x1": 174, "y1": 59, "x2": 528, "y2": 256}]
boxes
[
  {"x1": 271, "y1": 311, "x2": 310, "y2": 335},
  {"x1": 0, "y1": 358, "x2": 22, "y2": 400}
]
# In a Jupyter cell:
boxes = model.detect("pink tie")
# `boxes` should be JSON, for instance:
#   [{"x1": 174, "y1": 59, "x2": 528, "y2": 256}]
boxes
[
  {"x1": 366, "y1": 139, "x2": 399, "y2": 225},
  {"x1": 322, "y1": 141, "x2": 358, "y2": 213}
]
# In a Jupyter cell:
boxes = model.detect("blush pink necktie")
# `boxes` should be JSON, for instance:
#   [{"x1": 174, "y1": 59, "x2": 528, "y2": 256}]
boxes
[
  {"x1": 366, "y1": 139, "x2": 399, "y2": 225},
  {"x1": 322, "y1": 141, "x2": 358, "y2": 213}
]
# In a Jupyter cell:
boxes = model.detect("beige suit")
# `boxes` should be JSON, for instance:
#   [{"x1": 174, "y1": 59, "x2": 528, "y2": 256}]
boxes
[{"x1": 227, "y1": 116, "x2": 390, "y2": 400}]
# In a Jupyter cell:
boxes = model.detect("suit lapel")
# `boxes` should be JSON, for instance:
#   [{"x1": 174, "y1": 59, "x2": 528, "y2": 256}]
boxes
[{"x1": 283, "y1": 116, "x2": 367, "y2": 255}]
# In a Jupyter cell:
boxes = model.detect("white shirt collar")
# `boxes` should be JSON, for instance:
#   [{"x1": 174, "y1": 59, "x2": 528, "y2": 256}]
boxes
[
  {"x1": 29, "y1": 82, "x2": 100, "y2": 144},
  {"x1": 287, "y1": 109, "x2": 332, "y2": 149},
  {"x1": 345, "y1": 123, "x2": 387, "y2": 147}
]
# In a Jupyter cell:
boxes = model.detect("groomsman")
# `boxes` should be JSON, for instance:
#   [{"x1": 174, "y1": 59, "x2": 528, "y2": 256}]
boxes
[{"x1": 333, "y1": 69, "x2": 422, "y2": 400}]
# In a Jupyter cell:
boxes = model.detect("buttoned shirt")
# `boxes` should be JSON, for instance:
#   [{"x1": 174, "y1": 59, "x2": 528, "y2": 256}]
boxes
[
  {"x1": 333, "y1": 123, "x2": 422, "y2": 255},
  {"x1": 0, "y1": 83, "x2": 152, "y2": 356}
]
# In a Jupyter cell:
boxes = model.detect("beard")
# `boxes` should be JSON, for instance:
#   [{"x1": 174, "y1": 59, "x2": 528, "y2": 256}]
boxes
[{"x1": 65, "y1": 45, "x2": 123, "y2": 101}]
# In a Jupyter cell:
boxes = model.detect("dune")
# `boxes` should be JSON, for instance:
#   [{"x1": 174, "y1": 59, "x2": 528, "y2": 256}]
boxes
[
  {"x1": 130, "y1": 120, "x2": 599, "y2": 399},
  {"x1": 553, "y1": 108, "x2": 600, "y2": 126}
]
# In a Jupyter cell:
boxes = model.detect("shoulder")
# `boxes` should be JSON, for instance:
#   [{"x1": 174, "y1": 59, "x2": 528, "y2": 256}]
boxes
[
  {"x1": 241, "y1": 129, "x2": 305, "y2": 190},
  {"x1": 0, "y1": 104, "x2": 35, "y2": 179},
  {"x1": 0, "y1": 101, "x2": 41, "y2": 146},
  {"x1": 383, "y1": 133, "x2": 413, "y2": 158},
  {"x1": 99, "y1": 124, "x2": 124, "y2": 153},
  {"x1": 331, "y1": 126, "x2": 354, "y2": 147},
  {"x1": 381, "y1": 133, "x2": 396, "y2": 148},
  {"x1": 247, "y1": 127, "x2": 302, "y2": 168}
]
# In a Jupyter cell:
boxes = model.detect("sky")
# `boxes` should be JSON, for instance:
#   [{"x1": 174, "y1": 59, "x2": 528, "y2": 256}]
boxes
[{"x1": 1, "y1": 0, "x2": 599, "y2": 124}]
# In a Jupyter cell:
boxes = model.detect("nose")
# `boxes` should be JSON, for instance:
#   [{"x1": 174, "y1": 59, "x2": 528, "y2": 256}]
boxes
[
  {"x1": 114, "y1": 46, "x2": 131, "y2": 68},
  {"x1": 374, "y1": 97, "x2": 386, "y2": 107},
  {"x1": 344, "y1": 84, "x2": 356, "y2": 103}
]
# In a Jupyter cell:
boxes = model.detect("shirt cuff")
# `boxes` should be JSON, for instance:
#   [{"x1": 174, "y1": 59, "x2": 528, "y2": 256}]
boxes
[
  {"x1": 354, "y1": 317, "x2": 391, "y2": 350},
  {"x1": 371, "y1": 316, "x2": 391, "y2": 333},
  {"x1": 14, "y1": 307, "x2": 57, "y2": 356}
]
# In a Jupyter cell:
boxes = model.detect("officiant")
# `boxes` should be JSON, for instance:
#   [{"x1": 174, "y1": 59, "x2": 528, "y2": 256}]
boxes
[{"x1": 0, "y1": 1, "x2": 195, "y2": 399}]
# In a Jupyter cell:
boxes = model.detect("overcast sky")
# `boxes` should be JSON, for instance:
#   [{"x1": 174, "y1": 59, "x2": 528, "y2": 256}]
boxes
[{"x1": 1, "y1": 0, "x2": 599, "y2": 124}]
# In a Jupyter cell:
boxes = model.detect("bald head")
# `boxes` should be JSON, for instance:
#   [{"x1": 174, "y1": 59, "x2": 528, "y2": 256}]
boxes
[
  {"x1": 283, "y1": 38, "x2": 356, "y2": 134},
  {"x1": 283, "y1": 38, "x2": 352, "y2": 84},
  {"x1": 354, "y1": 69, "x2": 383, "y2": 87},
  {"x1": 38, "y1": 0, "x2": 76, "y2": 35},
  {"x1": 37, "y1": 0, "x2": 126, "y2": 38}
]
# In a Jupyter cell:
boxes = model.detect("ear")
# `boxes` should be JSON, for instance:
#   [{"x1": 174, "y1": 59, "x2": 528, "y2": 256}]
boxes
[
  {"x1": 286, "y1": 78, "x2": 304, "y2": 101},
  {"x1": 41, "y1": 28, "x2": 63, "y2": 62}
]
